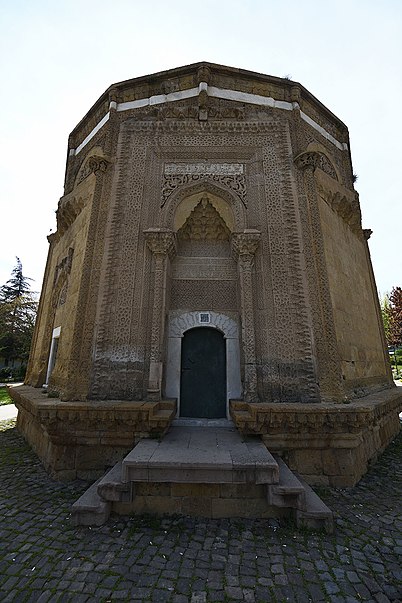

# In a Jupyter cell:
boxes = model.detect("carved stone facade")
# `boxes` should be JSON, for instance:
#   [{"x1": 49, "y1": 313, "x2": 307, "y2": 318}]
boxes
[{"x1": 15, "y1": 62, "x2": 400, "y2": 484}]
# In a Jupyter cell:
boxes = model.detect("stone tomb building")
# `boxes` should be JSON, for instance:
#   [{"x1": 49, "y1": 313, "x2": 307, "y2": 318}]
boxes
[{"x1": 13, "y1": 63, "x2": 401, "y2": 500}]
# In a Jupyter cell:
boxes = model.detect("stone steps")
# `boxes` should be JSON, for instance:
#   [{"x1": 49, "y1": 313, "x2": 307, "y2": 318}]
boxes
[
  {"x1": 121, "y1": 428, "x2": 279, "y2": 485},
  {"x1": 267, "y1": 456, "x2": 306, "y2": 510},
  {"x1": 71, "y1": 478, "x2": 111, "y2": 526},
  {"x1": 97, "y1": 462, "x2": 131, "y2": 502},
  {"x1": 295, "y1": 474, "x2": 334, "y2": 533},
  {"x1": 71, "y1": 427, "x2": 333, "y2": 532}
]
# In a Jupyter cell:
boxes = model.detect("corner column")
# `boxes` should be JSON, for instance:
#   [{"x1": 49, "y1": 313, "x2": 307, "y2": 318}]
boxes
[
  {"x1": 294, "y1": 152, "x2": 343, "y2": 401},
  {"x1": 144, "y1": 229, "x2": 176, "y2": 400},
  {"x1": 232, "y1": 230, "x2": 261, "y2": 402}
]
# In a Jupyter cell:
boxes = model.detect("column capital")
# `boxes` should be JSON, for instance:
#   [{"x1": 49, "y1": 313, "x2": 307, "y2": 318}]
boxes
[
  {"x1": 231, "y1": 230, "x2": 261, "y2": 259},
  {"x1": 144, "y1": 229, "x2": 177, "y2": 257},
  {"x1": 294, "y1": 151, "x2": 321, "y2": 172}
]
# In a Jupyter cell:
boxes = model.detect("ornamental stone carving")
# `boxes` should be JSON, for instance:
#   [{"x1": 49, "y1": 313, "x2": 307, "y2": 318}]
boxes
[
  {"x1": 231, "y1": 230, "x2": 261, "y2": 262},
  {"x1": 21, "y1": 62, "x2": 399, "y2": 493},
  {"x1": 56, "y1": 194, "x2": 86, "y2": 236},
  {"x1": 161, "y1": 173, "x2": 246, "y2": 208},
  {"x1": 144, "y1": 229, "x2": 177, "y2": 258},
  {"x1": 76, "y1": 155, "x2": 110, "y2": 185},
  {"x1": 178, "y1": 197, "x2": 230, "y2": 241},
  {"x1": 144, "y1": 229, "x2": 176, "y2": 399},
  {"x1": 231, "y1": 230, "x2": 261, "y2": 402},
  {"x1": 52, "y1": 248, "x2": 74, "y2": 308},
  {"x1": 294, "y1": 151, "x2": 321, "y2": 172}
]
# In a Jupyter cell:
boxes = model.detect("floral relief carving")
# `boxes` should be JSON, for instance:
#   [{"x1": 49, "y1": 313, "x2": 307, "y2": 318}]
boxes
[
  {"x1": 161, "y1": 174, "x2": 246, "y2": 208},
  {"x1": 294, "y1": 150, "x2": 337, "y2": 180},
  {"x1": 76, "y1": 155, "x2": 110, "y2": 185},
  {"x1": 144, "y1": 229, "x2": 177, "y2": 257},
  {"x1": 56, "y1": 194, "x2": 86, "y2": 236},
  {"x1": 231, "y1": 231, "x2": 261, "y2": 263},
  {"x1": 52, "y1": 248, "x2": 74, "y2": 308}
]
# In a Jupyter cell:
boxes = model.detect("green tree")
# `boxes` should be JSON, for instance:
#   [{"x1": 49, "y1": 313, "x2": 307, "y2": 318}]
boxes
[
  {"x1": 388, "y1": 286, "x2": 402, "y2": 347},
  {"x1": 0, "y1": 258, "x2": 38, "y2": 374},
  {"x1": 380, "y1": 293, "x2": 391, "y2": 343}
]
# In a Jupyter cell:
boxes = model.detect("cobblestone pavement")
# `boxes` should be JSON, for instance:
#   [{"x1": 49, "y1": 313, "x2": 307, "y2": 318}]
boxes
[{"x1": 0, "y1": 418, "x2": 401, "y2": 603}]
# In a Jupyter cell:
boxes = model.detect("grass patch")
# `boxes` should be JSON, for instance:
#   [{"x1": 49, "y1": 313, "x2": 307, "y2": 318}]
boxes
[{"x1": 0, "y1": 386, "x2": 13, "y2": 406}]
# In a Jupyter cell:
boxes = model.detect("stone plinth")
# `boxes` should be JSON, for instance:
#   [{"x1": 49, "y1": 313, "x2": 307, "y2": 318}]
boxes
[
  {"x1": 230, "y1": 387, "x2": 402, "y2": 487},
  {"x1": 9, "y1": 385, "x2": 176, "y2": 480}
]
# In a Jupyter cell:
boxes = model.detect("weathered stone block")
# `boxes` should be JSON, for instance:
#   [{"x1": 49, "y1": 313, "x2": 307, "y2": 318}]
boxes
[{"x1": 171, "y1": 483, "x2": 221, "y2": 498}]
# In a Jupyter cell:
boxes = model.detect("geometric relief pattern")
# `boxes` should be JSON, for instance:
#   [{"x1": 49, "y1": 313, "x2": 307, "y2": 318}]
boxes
[
  {"x1": 109, "y1": 120, "x2": 309, "y2": 402},
  {"x1": 178, "y1": 197, "x2": 230, "y2": 241},
  {"x1": 170, "y1": 280, "x2": 237, "y2": 311},
  {"x1": 168, "y1": 311, "x2": 239, "y2": 338}
]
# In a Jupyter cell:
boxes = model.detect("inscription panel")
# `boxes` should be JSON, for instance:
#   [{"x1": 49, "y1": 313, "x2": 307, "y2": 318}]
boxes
[{"x1": 164, "y1": 162, "x2": 244, "y2": 175}]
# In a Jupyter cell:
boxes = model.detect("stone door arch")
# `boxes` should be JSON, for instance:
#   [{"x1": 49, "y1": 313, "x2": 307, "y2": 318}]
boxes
[
  {"x1": 165, "y1": 311, "x2": 242, "y2": 418},
  {"x1": 180, "y1": 326, "x2": 226, "y2": 418}
]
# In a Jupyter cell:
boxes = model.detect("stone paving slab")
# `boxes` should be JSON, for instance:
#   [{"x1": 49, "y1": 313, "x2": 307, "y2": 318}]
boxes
[
  {"x1": 0, "y1": 416, "x2": 401, "y2": 602},
  {"x1": 122, "y1": 426, "x2": 279, "y2": 484}
]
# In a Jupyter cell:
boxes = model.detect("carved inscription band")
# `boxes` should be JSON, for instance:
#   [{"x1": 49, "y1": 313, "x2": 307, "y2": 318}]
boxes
[{"x1": 164, "y1": 163, "x2": 244, "y2": 175}]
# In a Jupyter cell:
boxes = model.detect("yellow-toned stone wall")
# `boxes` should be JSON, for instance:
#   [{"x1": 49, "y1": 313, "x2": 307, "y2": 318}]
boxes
[
  {"x1": 49, "y1": 208, "x2": 92, "y2": 389},
  {"x1": 26, "y1": 175, "x2": 95, "y2": 390},
  {"x1": 318, "y1": 198, "x2": 388, "y2": 391}
]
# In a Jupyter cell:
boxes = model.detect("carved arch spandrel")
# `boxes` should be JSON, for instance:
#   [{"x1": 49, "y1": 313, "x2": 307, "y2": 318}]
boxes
[
  {"x1": 160, "y1": 178, "x2": 246, "y2": 232},
  {"x1": 73, "y1": 145, "x2": 110, "y2": 188},
  {"x1": 305, "y1": 142, "x2": 342, "y2": 183}
]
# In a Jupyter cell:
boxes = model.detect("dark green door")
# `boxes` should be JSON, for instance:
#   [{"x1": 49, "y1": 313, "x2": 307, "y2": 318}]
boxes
[{"x1": 180, "y1": 327, "x2": 226, "y2": 418}]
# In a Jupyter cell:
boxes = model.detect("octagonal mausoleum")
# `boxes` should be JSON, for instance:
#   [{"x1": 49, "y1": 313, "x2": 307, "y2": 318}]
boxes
[{"x1": 13, "y1": 62, "x2": 401, "y2": 488}]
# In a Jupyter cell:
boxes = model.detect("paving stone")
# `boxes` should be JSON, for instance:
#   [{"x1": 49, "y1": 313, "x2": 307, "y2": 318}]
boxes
[{"x1": 0, "y1": 420, "x2": 401, "y2": 603}]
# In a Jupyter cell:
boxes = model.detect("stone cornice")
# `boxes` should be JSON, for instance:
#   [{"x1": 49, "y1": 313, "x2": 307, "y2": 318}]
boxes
[
  {"x1": 230, "y1": 389, "x2": 402, "y2": 435},
  {"x1": 68, "y1": 63, "x2": 349, "y2": 157},
  {"x1": 9, "y1": 385, "x2": 176, "y2": 436}
]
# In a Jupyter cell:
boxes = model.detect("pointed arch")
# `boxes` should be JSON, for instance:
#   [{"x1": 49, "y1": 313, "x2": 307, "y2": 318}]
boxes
[{"x1": 160, "y1": 177, "x2": 247, "y2": 232}]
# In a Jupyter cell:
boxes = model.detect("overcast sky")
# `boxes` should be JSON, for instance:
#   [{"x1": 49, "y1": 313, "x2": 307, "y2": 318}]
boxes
[{"x1": 0, "y1": 0, "x2": 401, "y2": 297}]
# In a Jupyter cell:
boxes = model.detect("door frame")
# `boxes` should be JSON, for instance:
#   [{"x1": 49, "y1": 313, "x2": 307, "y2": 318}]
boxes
[{"x1": 165, "y1": 311, "x2": 242, "y2": 418}]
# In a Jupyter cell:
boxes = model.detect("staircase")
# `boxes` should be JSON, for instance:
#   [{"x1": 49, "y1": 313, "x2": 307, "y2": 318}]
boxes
[{"x1": 71, "y1": 425, "x2": 333, "y2": 533}]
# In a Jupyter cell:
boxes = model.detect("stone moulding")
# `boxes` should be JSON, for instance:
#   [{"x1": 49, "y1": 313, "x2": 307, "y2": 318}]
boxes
[
  {"x1": 9, "y1": 385, "x2": 176, "y2": 480},
  {"x1": 231, "y1": 393, "x2": 400, "y2": 434},
  {"x1": 230, "y1": 388, "x2": 402, "y2": 487}
]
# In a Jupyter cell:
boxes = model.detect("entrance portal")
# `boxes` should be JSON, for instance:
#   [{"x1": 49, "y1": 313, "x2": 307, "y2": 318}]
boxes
[{"x1": 180, "y1": 327, "x2": 226, "y2": 418}]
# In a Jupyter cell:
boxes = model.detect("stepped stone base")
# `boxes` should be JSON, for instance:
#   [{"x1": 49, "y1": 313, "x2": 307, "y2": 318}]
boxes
[
  {"x1": 9, "y1": 385, "x2": 176, "y2": 480},
  {"x1": 230, "y1": 387, "x2": 402, "y2": 487},
  {"x1": 112, "y1": 482, "x2": 288, "y2": 520},
  {"x1": 8, "y1": 385, "x2": 401, "y2": 488},
  {"x1": 71, "y1": 426, "x2": 334, "y2": 532}
]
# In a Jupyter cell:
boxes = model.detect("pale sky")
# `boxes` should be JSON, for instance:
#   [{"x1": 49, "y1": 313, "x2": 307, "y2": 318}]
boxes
[{"x1": 1, "y1": 0, "x2": 401, "y2": 297}]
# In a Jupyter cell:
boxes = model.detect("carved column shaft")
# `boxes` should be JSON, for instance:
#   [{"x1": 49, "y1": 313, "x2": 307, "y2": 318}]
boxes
[
  {"x1": 294, "y1": 153, "x2": 343, "y2": 401},
  {"x1": 145, "y1": 229, "x2": 176, "y2": 399},
  {"x1": 232, "y1": 231, "x2": 261, "y2": 402}
]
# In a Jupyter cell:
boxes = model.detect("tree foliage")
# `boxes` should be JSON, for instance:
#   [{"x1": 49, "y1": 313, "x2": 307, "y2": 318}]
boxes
[
  {"x1": 381, "y1": 286, "x2": 402, "y2": 348},
  {"x1": 0, "y1": 258, "x2": 38, "y2": 370},
  {"x1": 388, "y1": 287, "x2": 402, "y2": 347}
]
